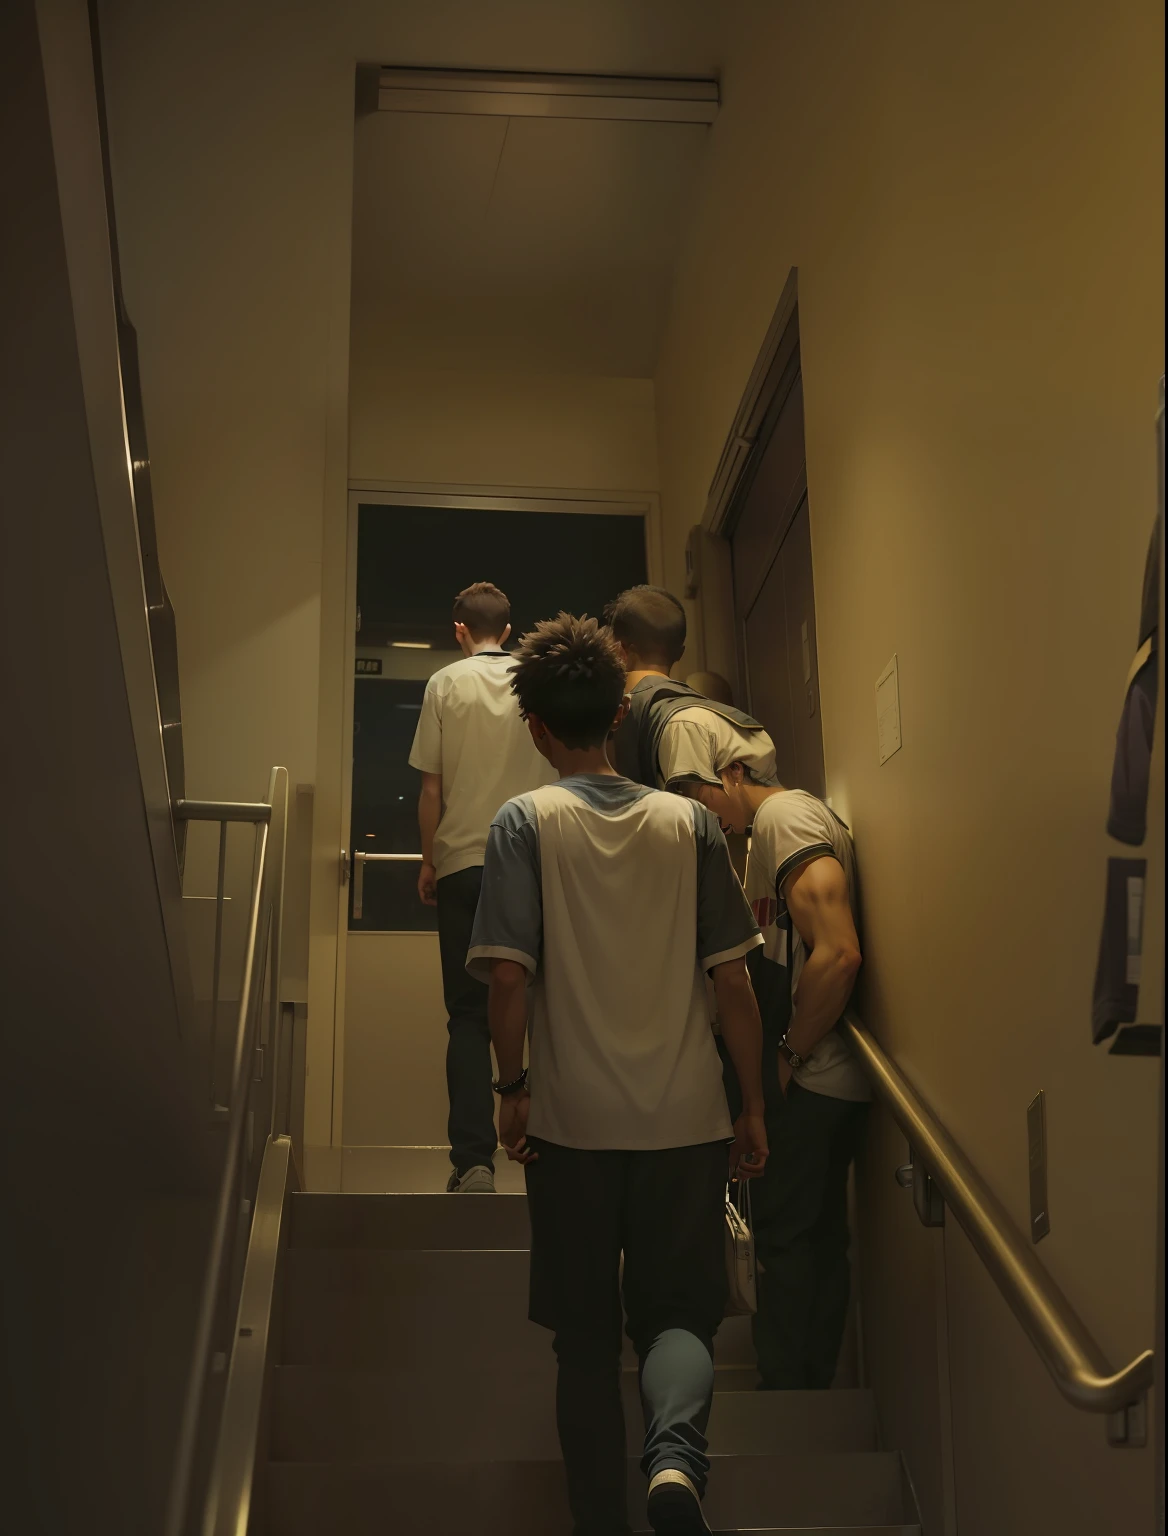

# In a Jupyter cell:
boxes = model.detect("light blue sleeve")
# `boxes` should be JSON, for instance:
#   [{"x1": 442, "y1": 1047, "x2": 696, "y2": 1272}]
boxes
[{"x1": 467, "y1": 796, "x2": 542, "y2": 981}]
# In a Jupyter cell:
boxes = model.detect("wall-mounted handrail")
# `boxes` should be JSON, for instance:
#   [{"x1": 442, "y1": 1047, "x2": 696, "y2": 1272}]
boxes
[
  {"x1": 842, "y1": 1014, "x2": 1155, "y2": 1425},
  {"x1": 165, "y1": 768, "x2": 290, "y2": 1536}
]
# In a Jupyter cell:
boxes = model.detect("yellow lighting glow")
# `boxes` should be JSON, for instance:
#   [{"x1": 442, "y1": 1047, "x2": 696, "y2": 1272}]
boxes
[{"x1": 391, "y1": 641, "x2": 432, "y2": 650}]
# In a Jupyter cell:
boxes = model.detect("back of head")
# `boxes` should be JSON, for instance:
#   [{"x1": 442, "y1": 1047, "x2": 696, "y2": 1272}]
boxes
[
  {"x1": 453, "y1": 581, "x2": 510, "y2": 641},
  {"x1": 605, "y1": 585, "x2": 686, "y2": 670},
  {"x1": 511, "y1": 613, "x2": 626, "y2": 749}
]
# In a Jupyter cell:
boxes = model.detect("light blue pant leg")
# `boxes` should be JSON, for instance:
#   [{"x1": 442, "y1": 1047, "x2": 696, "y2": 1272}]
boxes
[{"x1": 638, "y1": 1326, "x2": 715, "y2": 1493}]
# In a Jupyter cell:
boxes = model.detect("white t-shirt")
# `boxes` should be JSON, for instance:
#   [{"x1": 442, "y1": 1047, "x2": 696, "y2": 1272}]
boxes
[
  {"x1": 745, "y1": 790, "x2": 870, "y2": 1102},
  {"x1": 468, "y1": 776, "x2": 763, "y2": 1150},
  {"x1": 407, "y1": 651, "x2": 556, "y2": 880},
  {"x1": 657, "y1": 707, "x2": 778, "y2": 790}
]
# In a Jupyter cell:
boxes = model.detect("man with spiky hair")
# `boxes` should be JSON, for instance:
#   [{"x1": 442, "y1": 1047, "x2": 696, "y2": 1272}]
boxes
[
  {"x1": 408, "y1": 581, "x2": 554, "y2": 1194},
  {"x1": 468, "y1": 613, "x2": 769, "y2": 1536}
]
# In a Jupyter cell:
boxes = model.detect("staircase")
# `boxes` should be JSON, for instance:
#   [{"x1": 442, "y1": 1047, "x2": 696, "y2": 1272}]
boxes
[{"x1": 260, "y1": 1192, "x2": 922, "y2": 1535}]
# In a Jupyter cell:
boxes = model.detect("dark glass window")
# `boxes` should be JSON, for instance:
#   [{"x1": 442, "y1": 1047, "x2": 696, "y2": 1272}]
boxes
[{"x1": 349, "y1": 503, "x2": 648, "y2": 931}]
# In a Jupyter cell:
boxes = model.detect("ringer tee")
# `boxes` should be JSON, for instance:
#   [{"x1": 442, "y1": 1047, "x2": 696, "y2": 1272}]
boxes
[
  {"x1": 657, "y1": 707, "x2": 778, "y2": 790},
  {"x1": 408, "y1": 651, "x2": 556, "y2": 879},
  {"x1": 746, "y1": 790, "x2": 870, "y2": 1102},
  {"x1": 468, "y1": 775, "x2": 763, "y2": 1150}
]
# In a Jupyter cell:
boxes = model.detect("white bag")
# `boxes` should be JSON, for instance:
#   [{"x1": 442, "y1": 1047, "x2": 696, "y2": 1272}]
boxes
[{"x1": 724, "y1": 1180, "x2": 757, "y2": 1316}]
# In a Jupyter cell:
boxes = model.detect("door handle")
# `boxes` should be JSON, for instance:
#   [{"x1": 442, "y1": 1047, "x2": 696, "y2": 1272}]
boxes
[{"x1": 351, "y1": 849, "x2": 423, "y2": 921}]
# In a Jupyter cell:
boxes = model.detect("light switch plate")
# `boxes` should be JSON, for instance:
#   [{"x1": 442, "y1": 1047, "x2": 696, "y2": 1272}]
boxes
[
  {"x1": 1028, "y1": 1091, "x2": 1050, "y2": 1242},
  {"x1": 876, "y1": 655, "x2": 902, "y2": 764}
]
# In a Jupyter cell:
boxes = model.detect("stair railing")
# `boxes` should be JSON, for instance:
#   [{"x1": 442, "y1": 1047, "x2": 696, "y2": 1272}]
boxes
[
  {"x1": 164, "y1": 767, "x2": 292, "y2": 1536},
  {"x1": 842, "y1": 1013, "x2": 1156, "y2": 1446}
]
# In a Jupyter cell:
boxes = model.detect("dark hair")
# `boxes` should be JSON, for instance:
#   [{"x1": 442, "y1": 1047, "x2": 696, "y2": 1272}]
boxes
[
  {"x1": 605, "y1": 585, "x2": 686, "y2": 668},
  {"x1": 510, "y1": 613, "x2": 626, "y2": 749},
  {"x1": 453, "y1": 582, "x2": 510, "y2": 641}
]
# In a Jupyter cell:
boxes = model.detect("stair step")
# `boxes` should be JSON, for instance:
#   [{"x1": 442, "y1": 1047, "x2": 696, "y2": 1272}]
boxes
[
  {"x1": 272, "y1": 1367, "x2": 876, "y2": 1461},
  {"x1": 288, "y1": 1192, "x2": 531, "y2": 1251},
  {"x1": 281, "y1": 1248, "x2": 757, "y2": 1370},
  {"x1": 266, "y1": 1453, "x2": 911, "y2": 1535}
]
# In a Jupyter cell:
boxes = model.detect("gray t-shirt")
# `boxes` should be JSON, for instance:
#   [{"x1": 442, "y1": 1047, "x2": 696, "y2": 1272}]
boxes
[
  {"x1": 746, "y1": 790, "x2": 870, "y2": 1102},
  {"x1": 468, "y1": 774, "x2": 763, "y2": 1150},
  {"x1": 657, "y1": 706, "x2": 778, "y2": 790}
]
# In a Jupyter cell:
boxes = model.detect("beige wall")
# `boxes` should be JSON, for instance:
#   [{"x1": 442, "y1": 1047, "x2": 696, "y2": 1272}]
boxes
[
  {"x1": 654, "y1": 2, "x2": 1163, "y2": 1531},
  {"x1": 350, "y1": 360, "x2": 658, "y2": 491},
  {"x1": 97, "y1": 0, "x2": 678, "y2": 1158}
]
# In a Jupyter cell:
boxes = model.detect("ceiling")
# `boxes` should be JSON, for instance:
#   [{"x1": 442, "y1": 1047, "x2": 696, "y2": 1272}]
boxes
[{"x1": 349, "y1": 99, "x2": 713, "y2": 377}]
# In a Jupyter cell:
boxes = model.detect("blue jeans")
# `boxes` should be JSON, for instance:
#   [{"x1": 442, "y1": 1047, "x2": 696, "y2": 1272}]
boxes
[{"x1": 525, "y1": 1139, "x2": 728, "y2": 1536}]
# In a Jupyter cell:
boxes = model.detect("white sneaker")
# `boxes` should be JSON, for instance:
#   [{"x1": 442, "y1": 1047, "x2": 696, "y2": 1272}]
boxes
[
  {"x1": 646, "y1": 1470, "x2": 711, "y2": 1534},
  {"x1": 446, "y1": 1165, "x2": 496, "y2": 1194}
]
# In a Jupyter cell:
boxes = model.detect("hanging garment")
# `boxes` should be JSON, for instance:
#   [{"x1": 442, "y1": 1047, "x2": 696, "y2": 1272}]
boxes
[{"x1": 1091, "y1": 394, "x2": 1163, "y2": 1049}]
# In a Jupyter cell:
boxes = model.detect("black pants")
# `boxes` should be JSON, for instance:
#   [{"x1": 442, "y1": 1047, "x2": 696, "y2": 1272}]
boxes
[
  {"x1": 720, "y1": 1036, "x2": 867, "y2": 1388},
  {"x1": 436, "y1": 866, "x2": 497, "y2": 1175},
  {"x1": 525, "y1": 1138, "x2": 728, "y2": 1536}
]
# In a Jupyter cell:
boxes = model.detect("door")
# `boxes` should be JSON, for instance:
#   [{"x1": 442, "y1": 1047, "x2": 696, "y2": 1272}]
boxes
[
  {"x1": 728, "y1": 309, "x2": 827, "y2": 796},
  {"x1": 742, "y1": 498, "x2": 826, "y2": 796},
  {"x1": 336, "y1": 491, "x2": 653, "y2": 1186}
]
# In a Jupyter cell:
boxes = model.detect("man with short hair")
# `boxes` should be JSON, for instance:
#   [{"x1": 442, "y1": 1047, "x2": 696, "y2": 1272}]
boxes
[
  {"x1": 680, "y1": 764, "x2": 870, "y2": 1391},
  {"x1": 408, "y1": 581, "x2": 555, "y2": 1194},
  {"x1": 605, "y1": 585, "x2": 778, "y2": 792},
  {"x1": 468, "y1": 613, "x2": 768, "y2": 1536}
]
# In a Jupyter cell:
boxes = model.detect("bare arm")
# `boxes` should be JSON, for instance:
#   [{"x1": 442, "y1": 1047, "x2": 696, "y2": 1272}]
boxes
[
  {"x1": 783, "y1": 855, "x2": 862, "y2": 1063},
  {"x1": 712, "y1": 956, "x2": 769, "y2": 1176},
  {"x1": 488, "y1": 958, "x2": 535, "y2": 1162},
  {"x1": 416, "y1": 771, "x2": 442, "y2": 905}
]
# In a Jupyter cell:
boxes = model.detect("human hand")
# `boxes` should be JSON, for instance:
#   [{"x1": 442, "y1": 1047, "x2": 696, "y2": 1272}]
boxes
[
  {"x1": 498, "y1": 1091, "x2": 538, "y2": 1164},
  {"x1": 730, "y1": 1111, "x2": 769, "y2": 1179},
  {"x1": 417, "y1": 862, "x2": 438, "y2": 906}
]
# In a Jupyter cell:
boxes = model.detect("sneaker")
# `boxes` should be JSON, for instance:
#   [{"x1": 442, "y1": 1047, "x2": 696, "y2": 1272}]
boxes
[
  {"x1": 646, "y1": 1470, "x2": 711, "y2": 1534},
  {"x1": 446, "y1": 1165, "x2": 496, "y2": 1194}
]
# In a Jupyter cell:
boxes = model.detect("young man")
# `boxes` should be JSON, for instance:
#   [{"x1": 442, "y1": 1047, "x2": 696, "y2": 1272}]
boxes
[
  {"x1": 605, "y1": 585, "x2": 778, "y2": 792},
  {"x1": 408, "y1": 581, "x2": 555, "y2": 1194},
  {"x1": 467, "y1": 613, "x2": 768, "y2": 1536},
  {"x1": 682, "y1": 765, "x2": 870, "y2": 1391}
]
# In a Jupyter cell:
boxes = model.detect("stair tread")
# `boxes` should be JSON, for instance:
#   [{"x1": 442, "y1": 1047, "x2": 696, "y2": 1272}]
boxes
[
  {"x1": 266, "y1": 1453, "x2": 909, "y2": 1534},
  {"x1": 289, "y1": 1191, "x2": 531, "y2": 1251},
  {"x1": 281, "y1": 1248, "x2": 756, "y2": 1369},
  {"x1": 272, "y1": 1366, "x2": 876, "y2": 1460}
]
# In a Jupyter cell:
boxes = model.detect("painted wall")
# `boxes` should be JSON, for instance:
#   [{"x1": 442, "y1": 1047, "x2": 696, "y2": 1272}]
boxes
[
  {"x1": 96, "y1": 0, "x2": 684, "y2": 1160},
  {"x1": 653, "y1": 2, "x2": 1164, "y2": 1531},
  {"x1": 350, "y1": 359, "x2": 657, "y2": 491}
]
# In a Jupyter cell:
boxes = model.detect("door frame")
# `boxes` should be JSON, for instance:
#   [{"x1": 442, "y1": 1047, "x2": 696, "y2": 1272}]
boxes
[{"x1": 329, "y1": 479, "x2": 663, "y2": 1145}]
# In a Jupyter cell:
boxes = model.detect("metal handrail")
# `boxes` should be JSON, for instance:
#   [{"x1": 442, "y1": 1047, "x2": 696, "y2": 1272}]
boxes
[
  {"x1": 201, "y1": 1133, "x2": 299, "y2": 1536},
  {"x1": 165, "y1": 768, "x2": 290, "y2": 1536},
  {"x1": 842, "y1": 1014, "x2": 1155, "y2": 1430}
]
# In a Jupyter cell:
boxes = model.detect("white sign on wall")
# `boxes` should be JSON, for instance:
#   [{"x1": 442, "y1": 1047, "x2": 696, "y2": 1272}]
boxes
[{"x1": 876, "y1": 655, "x2": 903, "y2": 765}]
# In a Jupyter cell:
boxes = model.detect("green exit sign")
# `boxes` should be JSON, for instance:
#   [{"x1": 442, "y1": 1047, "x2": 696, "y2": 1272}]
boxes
[{"x1": 355, "y1": 657, "x2": 382, "y2": 676}]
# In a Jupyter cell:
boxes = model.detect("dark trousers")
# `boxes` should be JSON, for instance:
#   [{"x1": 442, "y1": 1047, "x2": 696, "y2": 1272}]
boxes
[
  {"x1": 720, "y1": 1037, "x2": 867, "y2": 1389},
  {"x1": 436, "y1": 867, "x2": 497, "y2": 1175},
  {"x1": 525, "y1": 1138, "x2": 729, "y2": 1536}
]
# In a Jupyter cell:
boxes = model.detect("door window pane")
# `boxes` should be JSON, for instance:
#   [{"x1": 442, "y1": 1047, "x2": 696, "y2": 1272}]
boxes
[{"x1": 349, "y1": 503, "x2": 648, "y2": 931}]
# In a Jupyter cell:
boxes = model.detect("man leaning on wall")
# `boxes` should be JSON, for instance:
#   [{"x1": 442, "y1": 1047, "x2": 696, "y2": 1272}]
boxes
[{"x1": 408, "y1": 582, "x2": 555, "y2": 1193}]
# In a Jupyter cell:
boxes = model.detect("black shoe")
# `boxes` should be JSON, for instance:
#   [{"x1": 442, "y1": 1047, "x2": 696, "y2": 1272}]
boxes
[{"x1": 646, "y1": 1471, "x2": 711, "y2": 1534}]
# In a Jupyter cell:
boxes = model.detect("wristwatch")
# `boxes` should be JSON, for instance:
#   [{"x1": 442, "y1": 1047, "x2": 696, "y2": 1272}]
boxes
[{"x1": 778, "y1": 1032, "x2": 805, "y2": 1070}]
